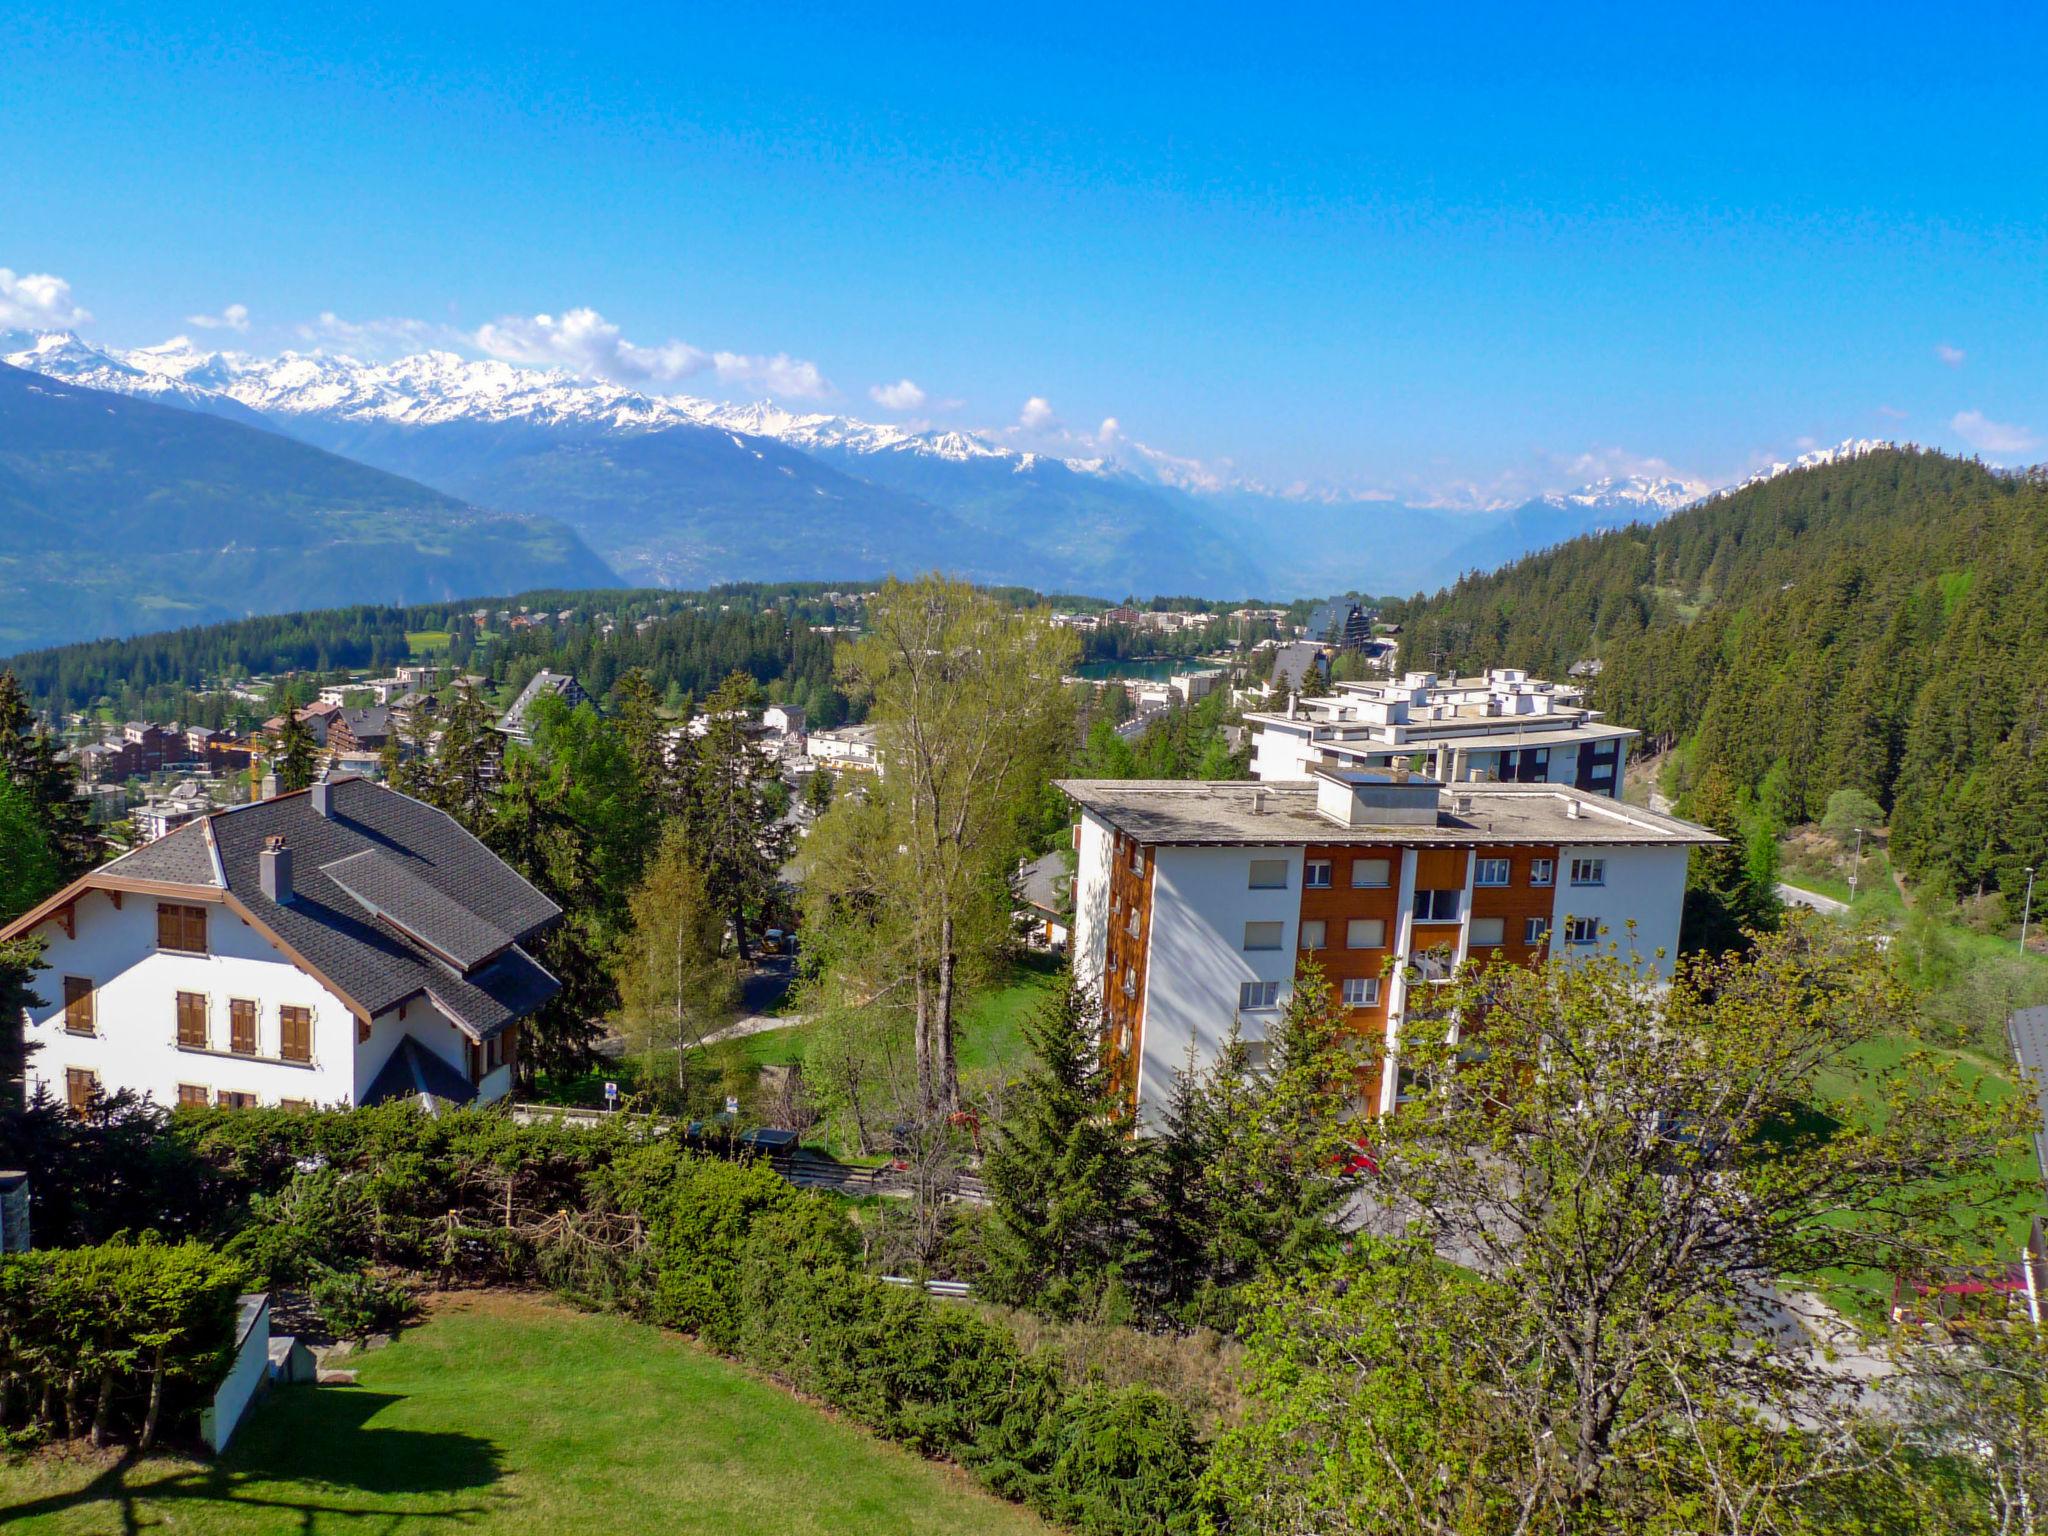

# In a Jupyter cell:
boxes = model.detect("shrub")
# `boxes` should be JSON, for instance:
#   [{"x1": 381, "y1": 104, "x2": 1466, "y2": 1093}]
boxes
[
  {"x1": 649, "y1": 1154, "x2": 845, "y2": 1348},
  {"x1": 1036, "y1": 1384, "x2": 1206, "y2": 1535},
  {"x1": 0, "y1": 1237, "x2": 245, "y2": 1448},
  {"x1": 308, "y1": 1265, "x2": 415, "y2": 1339}
]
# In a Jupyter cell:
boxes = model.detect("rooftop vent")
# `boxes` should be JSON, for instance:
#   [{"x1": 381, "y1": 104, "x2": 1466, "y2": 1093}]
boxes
[{"x1": 1565, "y1": 798, "x2": 1583, "y2": 820}]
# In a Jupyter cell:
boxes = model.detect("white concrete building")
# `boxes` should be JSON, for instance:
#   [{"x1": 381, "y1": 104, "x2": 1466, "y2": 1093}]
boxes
[
  {"x1": 1248, "y1": 669, "x2": 1636, "y2": 799},
  {"x1": 809, "y1": 723, "x2": 880, "y2": 771},
  {"x1": 8, "y1": 777, "x2": 561, "y2": 1115},
  {"x1": 1061, "y1": 771, "x2": 1714, "y2": 1127}
]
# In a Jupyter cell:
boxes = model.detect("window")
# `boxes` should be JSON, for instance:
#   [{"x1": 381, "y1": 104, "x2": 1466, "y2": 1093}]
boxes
[
  {"x1": 1248, "y1": 858, "x2": 1289, "y2": 890},
  {"x1": 1474, "y1": 857, "x2": 1511, "y2": 887},
  {"x1": 1241, "y1": 1038, "x2": 1272, "y2": 1069},
  {"x1": 66, "y1": 1067, "x2": 98, "y2": 1117},
  {"x1": 1243, "y1": 920, "x2": 1284, "y2": 952},
  {"x1": 1126, "y1": 908, "x2": 1141, "y2": 938},
  {"x1": 1346, "y1": 918, "x2": 1386, "y2": 949},
  {"x1": 280, "y1": 1005, "x2": 312, "y2": 1064},
  {"x1": 176, "y1": 1083, "x2": 209, "y2": 1108},
  {"x1": 1530, "y1": 857, "x2": 1555, "y2": 887},
  {"x1": 1238, "y1": 980, "x2": 1281, "y2": 1011},
  {"x1": 1525, "y1": 916, "x2": 1551, "y2": 945},
  {"x1": 1122, "y1": 970, "x2": 1138, "y2": 998},
  {"x1": 1469, "y1": 916, "x2": 1506, "y2": 948},
  {"x1": 1351, "y1": 857, "x2": 1391, "y2": 888},
  {"x1": 278, "y1": 1098, "x2": 312, "y2": 1112},
  {"x1": 1570, "y1": 858, "x2": 1605, "y2": 887},
  {"x1": 1299, "y1": 919, "x2": 1326, "y2": 950},
  {"x1": 218, "y1": 1091, "x2": 258, "y2": 1111},
  {"x1": 1130, "y1": 847, "x2": 1145, "y2": 876},
  {"x1": 157, "y1": 902, "x2": 208, "y2": 953},
  {"x1": 62, "y1": 977, "x2": 95, "y2": 1036},
  {"x1": 1304, "y1": 859, "x2": 1332, "y2": 889},
  {"x1": 1566, "y1": 916, "x2": 1599, "y2": 946},
  {"x1": 1414, "y1": 888, "x2": 1461, "y2": 922},
  {"x1": 1341, "y1": 976, "x2": 1381, "y2": 1007},
  {"x1": 230, "y1": 999, "x2": 258, "y2": 1056},
  {"x1": 175, "y1": 991, "x2": 208, "y2": 1050}
]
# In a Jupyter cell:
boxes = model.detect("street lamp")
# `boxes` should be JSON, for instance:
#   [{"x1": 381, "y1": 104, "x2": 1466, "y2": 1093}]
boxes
[
  {"x1": 1849, "y1": 826, "x2": 1863, "y2": 904},
  {"x1": 2022, "y1": 865, "x2": 2039, "y2": 958}
]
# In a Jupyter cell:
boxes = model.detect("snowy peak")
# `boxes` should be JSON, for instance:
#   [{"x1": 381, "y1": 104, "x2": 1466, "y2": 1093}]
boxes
[
  {"x1": 1538, "y1": 472, "x2": 1710, "y2": 516},
  {"x1": 1725, "y1": 438, "x2": 1900, "y2": 496}
]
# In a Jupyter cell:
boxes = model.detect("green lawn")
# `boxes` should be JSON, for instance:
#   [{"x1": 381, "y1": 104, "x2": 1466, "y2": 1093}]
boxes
[
  {"x1": 0, "y1": 1294, "x2": 1048, "y2": 1536},
  {"x1": 403, "y1": 629, "x2": 452, "y2": 656}
]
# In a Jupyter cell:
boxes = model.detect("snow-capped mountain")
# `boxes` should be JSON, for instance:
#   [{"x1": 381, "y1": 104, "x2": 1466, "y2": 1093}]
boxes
[
  {"x1": 1724, "y1": 438, "x2": 1899, "y2": 496},
  {"x1": 1537, "y1": 471, "x2": 1711, "y2": 516},
  {"x1": 1, "y1": 330, "x2": 273, "y2": 427}
]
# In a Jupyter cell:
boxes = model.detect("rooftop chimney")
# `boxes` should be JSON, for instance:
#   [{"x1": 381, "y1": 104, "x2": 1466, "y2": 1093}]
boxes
[
  {"x1": 1565, "y1": 798, "x2": 1583, "y2": 820},
  {"x1": 260, "y1": 835, "x2": 293, "y2": 904},
  {"x1": 311, "y1": 779, "x2": 333, "y2": 819}
]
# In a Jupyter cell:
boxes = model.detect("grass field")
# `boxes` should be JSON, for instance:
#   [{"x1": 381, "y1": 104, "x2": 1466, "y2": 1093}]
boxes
[
  {"x1": 0, "y1": 1294, "x2": 1048, "y2": 1536},
  {"x1": 403, "y1": 629, "x2": 452, "y2": 656}
]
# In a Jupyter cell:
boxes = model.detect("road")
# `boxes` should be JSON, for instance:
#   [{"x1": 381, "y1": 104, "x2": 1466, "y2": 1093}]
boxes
[
  {"x1": 595, "y1": 956, "x2": 803, "y2": 1059},
  {"x1": 1777, "y1": 882, "x2": 1850, "y2": 916}
]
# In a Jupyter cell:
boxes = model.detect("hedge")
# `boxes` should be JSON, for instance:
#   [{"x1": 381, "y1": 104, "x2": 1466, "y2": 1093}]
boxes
[{"x1": 0, "y1": 1238, "x2": 245, "y2": 1448}]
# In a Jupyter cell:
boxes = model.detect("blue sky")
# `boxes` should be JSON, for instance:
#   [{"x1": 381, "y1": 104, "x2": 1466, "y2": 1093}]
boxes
[{"x1": 4, "y1": 2, "x2": 2045, "y2": 503}]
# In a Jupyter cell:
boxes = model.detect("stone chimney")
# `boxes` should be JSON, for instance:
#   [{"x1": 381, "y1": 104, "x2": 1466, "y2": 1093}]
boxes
[{"x1": 259, "y1": 835, "x2": 293, "y2": 904}]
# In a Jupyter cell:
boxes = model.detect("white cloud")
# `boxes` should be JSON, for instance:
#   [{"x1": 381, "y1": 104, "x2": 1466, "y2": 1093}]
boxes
[
  {"x1": 1875, "y1": 404, "x2": 1908, "y2": 420},
  {"x1": 296, "y1": 311, "x2": 450, "y2": 354},
  {"x1": 1018, "y1": 396, "x2": 1056, "y2": 431},
  {"x1": 472, "y1": 306, "x2": 831, "y2": 399},
  {"x1": 1096, "y1": 416, "x2": 1122, "y2": 448},
  {"x1": 1935, "y1": 342, "x2": 1967, "y2": 368},
  {"x1": 868, "y1": 378, "x2": 927, "y2": 411},
  {"x1": 0, "y1": 267, "x2": 90, "y2": 328},
  {"x1": 186, "y1": 302, "x2": 250, "y2": 333},
  {"x1": 1951, "y1": 409, "x2": 2039, "y2": 456}
]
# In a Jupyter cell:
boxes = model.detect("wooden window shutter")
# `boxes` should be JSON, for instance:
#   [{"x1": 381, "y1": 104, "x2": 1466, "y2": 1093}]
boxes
[
  {"x1": 176, "y1": 991, "x2": 207, "y2": 1049},
  {"x1": 66, "y1": 1068, "x2": 98, "y2": 1115},
  {"x1": 280, "y1": 1006, "x2": 311, "y2": 1063},
  {"x1": 230, "y1": 999, "x2": 257, "y2": 1056},
  {"x1": 63, "y1": 977, "x2": 95, "y2": 1035}
]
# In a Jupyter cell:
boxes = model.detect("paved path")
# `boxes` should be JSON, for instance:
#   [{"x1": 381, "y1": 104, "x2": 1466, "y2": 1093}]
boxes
[{"x1": 1777, "y1": 882, "x2": 1850, "y2": 916}]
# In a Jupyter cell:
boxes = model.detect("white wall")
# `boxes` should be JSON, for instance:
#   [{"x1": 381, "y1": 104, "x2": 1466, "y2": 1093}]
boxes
[
  {"x1": 201, "y1": 1294, "x2": 270, "y2": 1454},
  {"x1": 1136, "y1": 844, "x2": 1302, "y2": 1127},
  {"x1": 356, "y1": 994, "x2": 478, "y2": 1101},
  {"x1": 1250, "y1": 723, "x2": 1315, "y2": 782},
  {"x1": 1550, "y1": 844, "x2": 1689, "y2": 974},
  {"x1": 23, "y1": 888, "x2": 360, "y2": 1109},
  {"x1": 1070, "y1": 811, "x2": 1116, "y2": 993}
]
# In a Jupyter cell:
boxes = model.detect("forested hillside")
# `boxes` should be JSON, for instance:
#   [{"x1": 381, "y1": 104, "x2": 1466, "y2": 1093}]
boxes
[{"x1": 1397, "y1": 449, "x2": 2048, "y2": 907}]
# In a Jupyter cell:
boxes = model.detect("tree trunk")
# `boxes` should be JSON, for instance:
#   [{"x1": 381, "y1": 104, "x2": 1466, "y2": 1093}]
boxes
[
  {"x1": 63, "y1": 1373, "x2": 80, "y2": 1439},
  {"x1": 913, "y1": 979, "x2": 935, "y2": 1113},
  {"x1": 90, "y1": 1365, "x2": 116, "y2": 1447},
  {"x1": 936, "y1": 916, "x2": 959, "y2": 1111},
  {"x1": 140, "y1": 1347, "x2": 165, "y2": 1450}
]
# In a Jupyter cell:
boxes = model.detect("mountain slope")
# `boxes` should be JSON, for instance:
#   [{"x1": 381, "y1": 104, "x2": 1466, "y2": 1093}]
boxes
[
  {"x1": 0, "y1": 364, "x2": 619, "y2": 653},
  {"x1": 1398, "y1": 448, "x2": 2048, "y2": 904}
]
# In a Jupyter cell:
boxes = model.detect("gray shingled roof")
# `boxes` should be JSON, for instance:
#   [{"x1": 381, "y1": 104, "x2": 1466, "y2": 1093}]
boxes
[
  {"x1": 208, "y1": 778, "x2": 560, "y2": 1039},
  {"x1": 101, "y1": 820, "x2": 220, "y2": 887},
  {"x1": 322, "y1": 848, "x2": 514, "y2": 971}
]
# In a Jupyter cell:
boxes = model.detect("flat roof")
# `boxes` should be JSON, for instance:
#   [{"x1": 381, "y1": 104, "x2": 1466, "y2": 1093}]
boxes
[{"x1": 1057, "y1": 778, "x2": 1720, "y2": 849}]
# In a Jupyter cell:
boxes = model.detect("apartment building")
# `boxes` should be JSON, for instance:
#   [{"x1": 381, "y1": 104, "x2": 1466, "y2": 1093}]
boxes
[
  {"x1": 1249, "y1": 668, "x2": 1636, "y2": 799},
  {"x1": 1063, "y1": 769, "x2": 1715, "y2": 1126}
]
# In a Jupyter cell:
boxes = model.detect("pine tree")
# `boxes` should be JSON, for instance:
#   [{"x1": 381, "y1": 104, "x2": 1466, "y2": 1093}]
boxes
[
  {"x1": 0, "y1": 670, "x2": 98, "y2": 877},
  {"x1": 429, "y1": 682, "x2": 502, "y2": 832},
  {"x1": 981, "y1": 971, "x2": 1145, "y2": 1318},
  {"x1": 690, "y1": 671, "x2": 785, "y2": 959},
  {"x1": 1141, "y1": 1047, "x2": 1219, "y2": 1319},
  {"x1": 273, "y1": 702, "x2": 320, "y2": 793},
  {"x1": 1678, "y1": 764, "x2": 1780, "y2": 954}
]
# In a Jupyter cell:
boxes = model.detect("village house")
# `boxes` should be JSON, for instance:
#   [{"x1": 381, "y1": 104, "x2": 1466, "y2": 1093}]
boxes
[
  {"x1": 7, "y1": 777, "x2": 561, "y2": 1115},
  {"x1": 1062, "y1": 770, "x2": 1714, "y2": 1127},
  {"x1": 497, "y1": 669, "x2": 588, "y2": 744}
]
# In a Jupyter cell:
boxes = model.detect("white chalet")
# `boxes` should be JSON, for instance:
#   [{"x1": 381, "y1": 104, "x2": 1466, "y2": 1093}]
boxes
[{"x1": 7, "y1": 777, "x2": 561, "y2": 1115}]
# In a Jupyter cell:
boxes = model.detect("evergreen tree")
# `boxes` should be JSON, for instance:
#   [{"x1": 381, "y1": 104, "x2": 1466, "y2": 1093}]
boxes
[
  {"x1": 1678, "y1": 764, "x2": 1780, "y2": 954},
  {"x1": 801, "y1": 765, "x2": 835, "y2": 817},
  {"x1": 691, "y1": 671, "x2": 786, "y2": 959},
  {"x1": 1141, "y1": 1048, "x2": 1220, "y2": 1320},
  {"x1": 981, "y1": 972, "x2": 1145, "y2": 1318},
  {"x1": 273, "y1": 702, "x2": 320, "y2": 793},
  {"x1": 0, "y1": 669, "x2": 98, "y2": 877},
  {"x1": 429, "y1": 683, "x2": 502, "y2": 831}
]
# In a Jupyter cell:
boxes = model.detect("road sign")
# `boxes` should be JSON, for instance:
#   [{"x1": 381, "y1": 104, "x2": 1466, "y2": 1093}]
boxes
[
  {"x1": 724, "y1": 1095, "x2": 740, "y2": 1116},
  {"x1": 603, "y1": 1081, "x2": 618, "y2": 1109}
]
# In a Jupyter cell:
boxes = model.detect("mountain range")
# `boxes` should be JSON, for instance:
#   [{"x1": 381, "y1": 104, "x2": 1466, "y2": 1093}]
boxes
[
  {"x1": 0, "y1": 361, "x2": 614, "y2": 654},
  {"x1": 0, "y1": 328, "x2": 1902, "y2": 651}
]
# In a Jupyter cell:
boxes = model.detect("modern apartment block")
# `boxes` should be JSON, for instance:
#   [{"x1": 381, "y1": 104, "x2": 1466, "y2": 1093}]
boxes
[
  {"x1": 1062, "y1": 769, "x2": 1716, "y2": 1126},
  {"x1": 1248, "y1": 669, "x2": 1636, "y2": 799}
]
